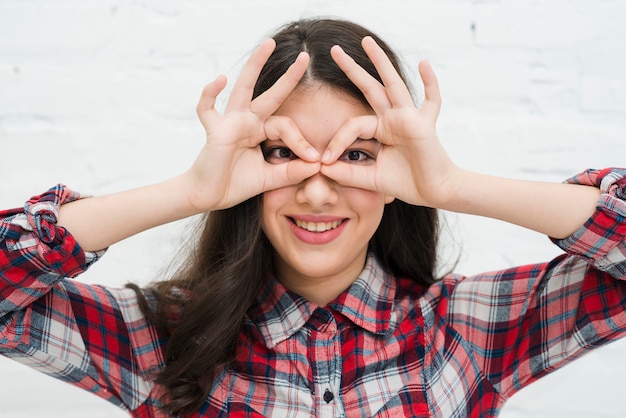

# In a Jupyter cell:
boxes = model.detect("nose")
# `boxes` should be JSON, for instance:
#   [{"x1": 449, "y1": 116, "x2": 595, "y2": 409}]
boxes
[{"x1": 295, "y1": 172, "x2": 339, "y2": 208}]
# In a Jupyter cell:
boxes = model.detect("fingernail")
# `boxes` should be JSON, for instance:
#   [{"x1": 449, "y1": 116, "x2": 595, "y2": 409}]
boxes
[{"x1": 322, "y1": 150, "x2": 332, "y2": 163}]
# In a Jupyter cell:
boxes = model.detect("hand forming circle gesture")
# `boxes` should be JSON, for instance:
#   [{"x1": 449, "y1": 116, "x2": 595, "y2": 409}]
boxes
[
  {"x1": 185, "y1": 39, "x2": 321, "y2": 211},
  {"x1": 321, "y1": 36, "x2": 460, "y2": 208}
]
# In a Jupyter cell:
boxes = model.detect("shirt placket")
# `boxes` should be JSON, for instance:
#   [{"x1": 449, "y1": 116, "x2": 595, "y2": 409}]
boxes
[{"x1": 310, "y1": 308, "x2": 345, "y2": 418}]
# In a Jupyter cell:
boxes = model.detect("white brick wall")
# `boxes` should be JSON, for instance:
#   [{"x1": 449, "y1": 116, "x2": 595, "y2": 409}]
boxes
[{"x1": 1, "y1": 1, "x2": 625, "y2": 416}]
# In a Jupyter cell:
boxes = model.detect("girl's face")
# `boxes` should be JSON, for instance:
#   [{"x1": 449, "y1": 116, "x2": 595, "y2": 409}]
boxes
[{"x1": 261, "y1": 86, "x2": 393, "y2": 304}]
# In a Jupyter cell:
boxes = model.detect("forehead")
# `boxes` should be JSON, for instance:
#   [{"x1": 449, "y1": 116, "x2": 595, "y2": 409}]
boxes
[{"x1": 273, "y1": 85, "x2": 371, "y2": 147}]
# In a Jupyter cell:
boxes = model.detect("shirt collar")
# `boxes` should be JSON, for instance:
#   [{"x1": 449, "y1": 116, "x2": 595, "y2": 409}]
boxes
[{"x1": 248, "y1": 254, "x2": 397, "y2": 349}]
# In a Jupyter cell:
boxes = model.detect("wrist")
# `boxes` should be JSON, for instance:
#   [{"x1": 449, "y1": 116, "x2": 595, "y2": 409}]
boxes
[
  {"x1": 409, "y1": 155, "x2": 465, "y2": 210},
  {"x1": 173, "y1": 172, "x2": 215, "y2": 216}
]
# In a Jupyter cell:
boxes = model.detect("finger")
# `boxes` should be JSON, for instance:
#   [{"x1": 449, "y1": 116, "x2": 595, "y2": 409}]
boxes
[
  {"x1": 330, "y1": 44, "x2": 391, "y2": 114},
  {"x1": 196, "y1": 75, "x2": 228, "y2": 115},
  {"x1": 320, "y1": 161, "x2": 379, "y2": 192},
  {"x1": 263, "y1": 160, "x2": 321, "y2": 191},
  {"x1": 321, "y1": 115, "x2": 377, "y2": 164},
  {"x1": 361, "y1": 36, "x2": 414, "y2": 107},
  {"x1": 226, "y1": 38, "x2": 277, "y2": 112},
  {"x1": 418, "y1": 60, "x2": 441, "y2": 120},
  {"x1": 264, "y1": 116, "x2": 320, "y2": 162},
  {"x1": 251, "y1": 51, "x2": 310, "y2": 119}
]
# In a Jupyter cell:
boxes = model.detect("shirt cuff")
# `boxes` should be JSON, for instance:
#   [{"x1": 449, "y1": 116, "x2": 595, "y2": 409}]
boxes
[
  {"x1": 551, "y1": 168, "x2": 626, "y2": 268},
  {"x1": 1, "y1": 184, "x2": 105, "y2": 278}
]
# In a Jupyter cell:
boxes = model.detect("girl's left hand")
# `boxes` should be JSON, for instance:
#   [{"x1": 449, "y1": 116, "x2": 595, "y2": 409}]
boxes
[{"x1": 320, "y1": 36, "x2": 461, "y2": 208}]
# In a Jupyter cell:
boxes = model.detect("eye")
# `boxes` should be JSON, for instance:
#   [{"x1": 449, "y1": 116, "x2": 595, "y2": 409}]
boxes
[
  {"x1": 263, "y1": 146, "x2": 299, "y2": 164},
  {"x1": 338, "y1": 149, "x2": 374, "y2": 164}
]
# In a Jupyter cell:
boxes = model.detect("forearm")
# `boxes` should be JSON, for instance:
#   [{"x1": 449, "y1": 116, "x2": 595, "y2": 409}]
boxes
[
  {"x1": 444, "y1": 170, "x2": 601, "y2": 239},
  {"x1": 57, "y1": 174, "x2": 201, "y2": 251}
]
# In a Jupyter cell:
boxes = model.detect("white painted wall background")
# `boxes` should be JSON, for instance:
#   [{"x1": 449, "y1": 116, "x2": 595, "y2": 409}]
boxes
[{"x1": 1, "y1": 0, "x2": 625, "y2": 416}]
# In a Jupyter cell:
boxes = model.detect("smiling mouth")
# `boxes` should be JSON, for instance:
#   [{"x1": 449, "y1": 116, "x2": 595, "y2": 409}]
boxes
[{"x1": 292, "y1": 218, "x2": 345, "y2": 232}]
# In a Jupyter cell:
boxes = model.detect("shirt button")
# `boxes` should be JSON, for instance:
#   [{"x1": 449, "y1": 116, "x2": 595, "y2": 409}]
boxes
[{"x1": 323, "y1": 389, "x2": 334, "y2": 403}]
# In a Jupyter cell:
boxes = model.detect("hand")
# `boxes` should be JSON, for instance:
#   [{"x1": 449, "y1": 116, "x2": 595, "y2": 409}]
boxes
[
  {"x1": 320, "y1": 36, "x2": 460, "y2": 208},
  {"x1": 185, "y1": 39, "x2": 321, "y2": 211}
]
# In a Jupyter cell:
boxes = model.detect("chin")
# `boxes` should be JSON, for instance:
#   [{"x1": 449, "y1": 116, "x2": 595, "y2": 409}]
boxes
[
  {"x1": 283, "y1": 252, "x2": 366, "y2": 281},
  {"x1": 292, "y1": 261, "x2": 340, "y2": 279}
]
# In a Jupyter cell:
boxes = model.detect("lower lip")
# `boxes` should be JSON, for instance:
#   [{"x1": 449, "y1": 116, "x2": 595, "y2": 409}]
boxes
[{"x1": 288, "y1": 219, "x2": 348, "y2": 245}]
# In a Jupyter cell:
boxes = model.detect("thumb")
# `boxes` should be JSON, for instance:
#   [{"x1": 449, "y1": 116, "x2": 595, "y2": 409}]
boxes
[
  {"x1": 263, "y1": 161, "x2": 321, "y2": 192},
  {"x1": 320, "y1": 162, "x2": 378, "y2": 192}
]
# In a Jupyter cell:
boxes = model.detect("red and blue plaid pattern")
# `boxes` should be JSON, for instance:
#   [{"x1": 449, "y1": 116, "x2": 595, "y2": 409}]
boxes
[{"x1": 1, "y1": 169, "x2": 625, "y2": 417}]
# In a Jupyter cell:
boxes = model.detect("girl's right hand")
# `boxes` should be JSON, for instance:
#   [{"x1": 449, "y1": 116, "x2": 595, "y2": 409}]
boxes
[
  {"x1": 56, "y1": 40, "x2": 321, "y2": 251},
  {"x1": 185, "y1": 39, "x2": 321, "y2": 212}
]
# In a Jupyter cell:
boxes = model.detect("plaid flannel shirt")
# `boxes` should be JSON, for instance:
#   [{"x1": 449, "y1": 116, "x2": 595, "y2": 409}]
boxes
[{"x1": 1, "y1": 168, "x2": 625, "y2": 417}]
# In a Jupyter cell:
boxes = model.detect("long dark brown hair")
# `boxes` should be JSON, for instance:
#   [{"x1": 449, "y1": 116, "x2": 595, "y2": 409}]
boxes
[{"x1": 129, "y1": 18, "x2": 441, "y2": 417}]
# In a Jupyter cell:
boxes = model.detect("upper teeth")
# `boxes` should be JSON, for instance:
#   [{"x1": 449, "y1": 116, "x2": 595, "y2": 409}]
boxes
[{"x1": 295, "y1": 219, "x2": 342, "y2": 232}]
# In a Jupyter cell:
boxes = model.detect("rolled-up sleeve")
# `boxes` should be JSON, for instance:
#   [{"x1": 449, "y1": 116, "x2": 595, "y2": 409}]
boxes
[
  {"x1": 551, "y1": 168, "x2": 626, "y2": 278},
  {"x1": 0, "y1": 184, "x2": 104, "y2": 315}
]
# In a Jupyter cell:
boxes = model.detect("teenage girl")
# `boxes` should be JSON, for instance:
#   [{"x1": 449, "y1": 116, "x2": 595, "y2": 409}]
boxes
[{"x1": 1, "y1": 18, "x2": 625, "y2": 417}]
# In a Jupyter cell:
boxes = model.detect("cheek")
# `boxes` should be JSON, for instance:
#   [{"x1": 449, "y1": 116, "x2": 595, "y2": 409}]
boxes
[
  {"x1": 261, "y1": 189, "x2": 289, "y2": 231},
  {"x1": 345, "y1": 189, "x2": 387, "y2": 222}
]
